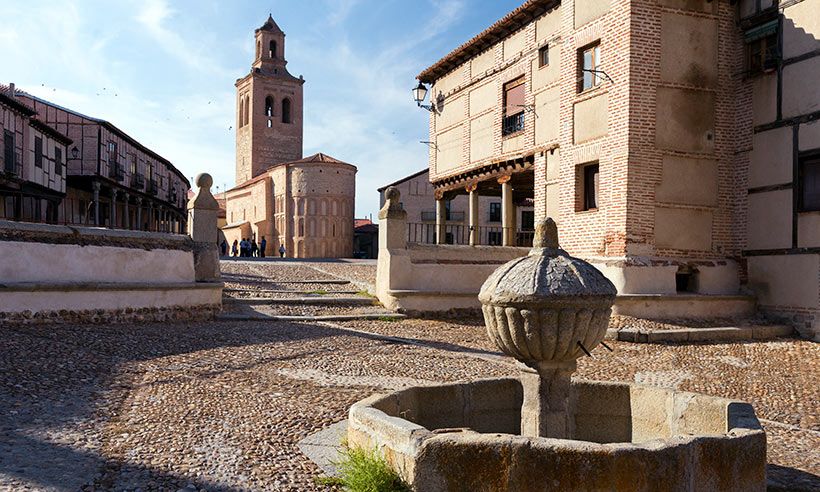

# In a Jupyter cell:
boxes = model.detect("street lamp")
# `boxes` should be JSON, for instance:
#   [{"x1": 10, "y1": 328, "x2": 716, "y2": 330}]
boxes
[
  {"x1": 412, "y1": 81, "x2": 437, "y2": 113},
  {"x1": 70, "y1": 146, "x2": 80, "y2": 160}
]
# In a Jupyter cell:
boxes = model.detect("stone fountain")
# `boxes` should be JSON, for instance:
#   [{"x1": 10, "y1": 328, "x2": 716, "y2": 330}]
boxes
[{"x1": 348, "y1": 219, "x2": 767, "y2": 491}]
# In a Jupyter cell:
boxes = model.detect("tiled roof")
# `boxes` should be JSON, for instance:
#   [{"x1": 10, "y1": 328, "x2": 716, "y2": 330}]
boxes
[
  {"x1": 229, "y1": 152, "x2": 356, "y2": 192},
  {"x1": 0, "y1": 90, "x2": 37, "y2": 116},
  {"x1": 257, "y1": 14, "x2": 284, "y2": 34},
  {"x1": 417, "y1": 0, "x2": 559, "y2": 83},
  {"x1": 28, "y1": 118, "x2": 72, "y2": 145}
]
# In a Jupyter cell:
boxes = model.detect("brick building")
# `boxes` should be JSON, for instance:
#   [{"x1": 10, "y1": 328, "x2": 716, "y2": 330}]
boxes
[
  {"x1": 390, "y1": 0, "x2": 818, "y2": 338},
  {"x1": 378, "y1": 168, "x2": 534, "y2": 246},
  {"x1": 224, "y1": 15, "x2": 357, "y2": 258},
  {"x1": 0, "y1": 88, "x2": 70, "y2": 223},
  {"x1": 2, "y1": 84, "x2": 190, "y2": 232}
]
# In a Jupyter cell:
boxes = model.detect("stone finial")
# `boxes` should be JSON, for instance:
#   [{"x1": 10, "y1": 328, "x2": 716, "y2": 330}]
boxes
[
  {"x1": 188, "y1": 173, "x2": 219, "y2": 211},
  {"x1": 533, "y1": 218, "x2": 559, "y2": 250},
  {"x1": 379, "y1": 186, "x2": 406, "y2": 220}
]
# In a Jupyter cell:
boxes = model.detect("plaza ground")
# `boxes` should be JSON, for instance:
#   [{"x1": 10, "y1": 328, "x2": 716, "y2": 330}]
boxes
[{"x1": 0, "y1": 259, "x2": 817, "y2": 491}]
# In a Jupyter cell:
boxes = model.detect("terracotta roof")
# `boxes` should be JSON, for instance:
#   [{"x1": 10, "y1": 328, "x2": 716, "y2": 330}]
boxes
[
  {"x1": 354, "y1": 218, "x2": 373, "y2": 228},
  {"x1": 0, "y1": 91, "x2": 36, "y2": 116},
  {"x1": 377, "y1": 168, "x2": 429, "y2": 192},
  {"x1": 417, "y1": 0, "x2": 559, "y2": 83},
  {"x1": 228, "y1": 152, "x2": 356, "y2": 192},
  {"x1": 257, "y1": 14, "x2": 284, "y2": 34}
]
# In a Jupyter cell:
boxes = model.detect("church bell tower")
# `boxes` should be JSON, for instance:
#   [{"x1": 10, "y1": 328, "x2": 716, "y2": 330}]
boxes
[{"x1": 235, "y1": 14, "x2": 304, "y2": 185}]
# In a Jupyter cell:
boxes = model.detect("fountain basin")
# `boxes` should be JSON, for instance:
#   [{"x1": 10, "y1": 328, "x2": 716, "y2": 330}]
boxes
[{"x1": 347, "y1": 378, "x2": 766, "y2": 491}]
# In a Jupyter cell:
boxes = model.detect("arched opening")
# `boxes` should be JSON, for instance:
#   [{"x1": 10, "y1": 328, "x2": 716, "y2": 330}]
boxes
[
  {"x1": 244, "y1": 97, "x2": 250, "y2": 126},
  {"x1": 265, "y1": 96, "x2": 274, "y2": 117},
  {"x1": 282, "y1": 98, "x2": 292, "y2": 124},
  {"x1": 269, "y1": 40, "x2": 277, "y2": 59},
  {"x1": 239, "y1": 97, "x2": 245, "y2": 127},
  {"x1": 256, "y1": 40, "x2": 261, "y2": 59}
]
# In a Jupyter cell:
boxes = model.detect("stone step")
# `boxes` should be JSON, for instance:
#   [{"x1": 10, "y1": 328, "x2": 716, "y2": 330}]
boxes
[
  {"x1": 606, "y1": 324, "x2": 794, "y2": 343},
  {"x1": 216, "y1": 312, "x2": 405, "y2": 322},
  {"x1": 222, "y1": 278, "x2": 350, "y2": 285},
  {"x1": 223, "y1": 289, "x2": 361, "y2": 295},
  {"x1": 613, "y1": 294, "x2": 756, "y2": 319},
  {"x1": 224, "y1": 296, "x2": 378, "y2": 306}
]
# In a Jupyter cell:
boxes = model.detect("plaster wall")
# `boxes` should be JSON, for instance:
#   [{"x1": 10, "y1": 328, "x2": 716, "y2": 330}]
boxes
[
  {"x1": 573, "y1": 94, "x2": 608, "y2": 144},
  {"x1": 574, "y1": 0, "x2": 610, "y2": 28},
  {"x1": 503, "y1": 30, "x2": 526, "y2": 61},
  {"x1": 752, "y1": 74, "x2": 777, "y2": 126},
  {"x1": 747, "y1": 254, "x2": 819, "y2": 310},
  {"x1": 798, "y1": 213, "x2": 820, "y2": 248},
  {"x1": 655, "y1": 156, "x2": 718, "y2": 206},
  {"x1": 749, "y1": 126, "x2": 793, "y2": 188},
  {"x1": 782, "y1": 56, "x2": 820, "y2": 119},
  {"x1": 659, "y1": 13, "x2": 718, "y2": 88},
  {"x1": 654, "y1": 207, "x2": 712, "y2": 251},
  {"x1": 782, "y1": 0, "x2": 820, "y2": 59},
  {"x1": 471, "y1": 50, "x2": 494, "y2": 77},
  {"x1": 655, "y1": 87, "x2": 715, "y2": 154},
  {"x1": 436, "y1": 125, "x2": 464, "y2": 174},
  {"x1": 746, "y1": 190, "x2": 792, "y2": 250},
  {"x1": 800, "y1": 120, "x2": 820, "y2": 151},
  {"x1": 535, "y1": 88, "x2": 560, "y2": 144}
]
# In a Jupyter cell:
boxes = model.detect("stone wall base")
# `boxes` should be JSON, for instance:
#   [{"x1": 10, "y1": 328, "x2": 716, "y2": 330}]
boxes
[{"x1": 0, "y1": 304, "x2": 222, "y2": 325}]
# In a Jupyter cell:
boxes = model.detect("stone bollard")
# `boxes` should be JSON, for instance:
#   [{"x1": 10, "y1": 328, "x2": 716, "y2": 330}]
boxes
[
  {"x1": 378, "y1": 186, "x2": 407, "y2": 251},
  {"x1": 187, "y1": 173, "x2": 221, "y2": 282},
  {"x1": 479, "y1": 218, "x2": 616, "y2": 438}
]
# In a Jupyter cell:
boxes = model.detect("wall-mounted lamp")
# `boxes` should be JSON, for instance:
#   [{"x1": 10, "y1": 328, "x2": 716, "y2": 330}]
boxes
[
  {"x1": 69, "y1": 146, "x2": 80, "y2": 160},
  {"x1": 412, "y1": 81, "x2": 438, "y2": 113},
  {"x1": 420, "y1": 140, "x2": 439, "y2": 151}
]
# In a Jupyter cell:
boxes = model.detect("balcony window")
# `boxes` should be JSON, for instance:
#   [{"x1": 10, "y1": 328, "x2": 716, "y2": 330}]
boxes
[
  {"x1": 799, "y1": 153, "x2": 820, "y2": 212},
  {"x1": 745, "y1": 21, "x2": 779, "y2": 75},
  {"x1": 34, "y1": 136, "x2": 43, "y2": 168},
  {"x1": 502, "y1": 78, "x2": 525, "y2": 136},
  {"x1": 579, "y1": 42, "x2": 602, "y2": 92},
  {"x1": 489, "y1": 202, "x2": 501, "y2": 222},
  {"x1": 3, "y1": 130, "x2": 15, "y2": 174},
  {"x1": 55, "y1": 147, "x2": 63, "y2": 176}
]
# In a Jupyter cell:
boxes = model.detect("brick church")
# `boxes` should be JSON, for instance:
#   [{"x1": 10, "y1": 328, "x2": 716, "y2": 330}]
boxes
[{"x1": 223, "y1": 15, "x2": 357, "y2": 258}]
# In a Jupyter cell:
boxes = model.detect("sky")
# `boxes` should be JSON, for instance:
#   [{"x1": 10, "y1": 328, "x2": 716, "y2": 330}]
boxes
[{"x1": 1, "y1": 0, "x2": 522, "y2": 220}]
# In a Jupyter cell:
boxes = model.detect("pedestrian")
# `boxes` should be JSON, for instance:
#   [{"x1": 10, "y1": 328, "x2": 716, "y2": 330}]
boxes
[
  {"x1": 279, "y1": 244, "x2": 286, "y2": 258},
  {"x1": 220, "y1": 240, "x2": 228, "y2": 257},
  {"x1": 231, "y1": 239, "x2": 238, "y2": 257},
  {"x1": 260, "y1": 236, "x2": 267, "y2": 258},
  {"x1": 240, "y1": 238, "x2": 247, "y2": 257},
  {"x1": 251, "y1": 238, "x2": 258, "y2": 258}
]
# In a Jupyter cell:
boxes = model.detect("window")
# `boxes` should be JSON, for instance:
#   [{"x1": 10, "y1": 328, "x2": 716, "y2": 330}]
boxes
[
  {"x1": 269, "y1": 40, "x2": 277, "y2": 59},
  {"x1": 55, "y1": 147, "x2": 63, "y2": 176},
  {"x1": 282, "y1": 98, "x2": 292, "y2": 124},
  {"x1": 34, "y1": 136, "x2": 43, "y2": 168},
  {"x1": 130, "y1": 154, "x2": 137, "y2": 174},
  {"x1": 502, "y1": 78, "x2": 525, "y2": 136},
  {"x1": 581, "y1": 163, "x2": 600, "y2": 211},
  {"x1": 3, "y1": 130, "x2": 14, "y2": 173},
  {"x1": 538, "y1": 44, "x2": 549, "y2": 68},
  {"x1": 746, "y1": 31, "x2": 778, "y2": 75},
  {"x1": 521, "y1": 210, "x2": 534, "y2": 231},
  {"x1": 799, "y1": 153, "x2": 820, "y2": 212},
  {"x1": 489, "y1": 202, "x2": 501, "y2": 222},
  {"x1": 265, "y1": 96, "x2": 274, "y2": 117},
  {"x1": 256, "y1": 40, "x2": 261, "y2": 59},
  {"x1": 579, "y1": 42, "x2": 602, "y2": 92}
]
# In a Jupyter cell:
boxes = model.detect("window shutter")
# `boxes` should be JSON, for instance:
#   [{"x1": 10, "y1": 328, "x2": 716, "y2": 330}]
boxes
[{"x1": 504, "y1": 80, "x2": 525, "y2": 115}]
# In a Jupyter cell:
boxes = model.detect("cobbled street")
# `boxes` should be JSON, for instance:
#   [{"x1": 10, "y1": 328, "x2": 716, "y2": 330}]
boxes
[{"x1": 1, "y1": 260, "x2": 818, "y2": 491}]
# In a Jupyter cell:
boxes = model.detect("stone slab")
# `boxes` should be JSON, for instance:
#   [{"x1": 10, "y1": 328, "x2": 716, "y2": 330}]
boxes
[
  {"x1": 223, "y1": 297, "x2": 377, "y2": 306},
  {"x1": 297, "y1": 420, "x2": 348, "y2": 477},
  {"x1": 614, "y1": 325, "x2": 793, "y2": 343}
]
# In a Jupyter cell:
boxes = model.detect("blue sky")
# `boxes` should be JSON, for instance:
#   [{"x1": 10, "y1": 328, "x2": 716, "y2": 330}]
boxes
[{"x1": 2, "y1": 0, "x2": 522, "y2": 219}]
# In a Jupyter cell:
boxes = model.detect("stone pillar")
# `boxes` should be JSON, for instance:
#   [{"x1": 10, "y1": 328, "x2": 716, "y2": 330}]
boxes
[
  {"x1": 500, "y1": 176, "x2": 514, "y2": 246},
  {"x1": 435, "y1": 195, "x2": 446, "y2": 245},
  {"x1": 136, "y1": 197, "x2": 143, "y2": 230},
  {"x1": 520, "y1": 360, "x2": 576, "y2": 439},
  {"x1": 148, "y1": 202, "x2": 154, "y2": 231},
  {"x1": 467, "y1": 184, "x2": 479, "y2": 246},
  {"x1": 187, "y1": 173, "x2": 221, "y2": 282},
  {"x1": 92, "y1": 181, "x2": 101, "y2": 226},
  {"x1": 110, "y1": 189, "x2": 118, "y2": 228},
  {"x1": 123, "y1": 193, "x2": 130, "y2": 229}
]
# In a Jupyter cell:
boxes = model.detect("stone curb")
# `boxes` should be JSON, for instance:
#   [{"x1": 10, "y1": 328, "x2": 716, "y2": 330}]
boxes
[
  {"x1": 223, "y1": 297, "x2": 378, "y2": 306},
  {"x1": 215, "y1": 313, "x2": 406, "y2": 322},
  {"x1": 221, "y1": 278, "x2": 351, "y2": 285},
  {"x1": 223, "y1": 289, "x2": 361, "y2": 295},
  {"x1": 606, "y1": 325, "x2": 794, "y2": 343}
]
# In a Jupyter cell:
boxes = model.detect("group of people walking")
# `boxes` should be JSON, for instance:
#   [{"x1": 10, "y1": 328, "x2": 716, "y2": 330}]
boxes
[{"x1": 220, "y1": 236, "x2": 286, "y2": 258}]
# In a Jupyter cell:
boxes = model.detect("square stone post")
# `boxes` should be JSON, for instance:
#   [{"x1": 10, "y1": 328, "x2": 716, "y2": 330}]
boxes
[
  {"x1": 435, "y1": 195, "x2": 446, "y2": 245},
  {"x1": 123, "y1": 192, "x2": 130, "y2": 229},
  {"x1": 187, "y1": 173, "x2": 221, "y2": 282},
  {"x1": 92, "y1": 181, "x2": 100, "y2": 226},
  {"x1": 136, "y1": 197, "x2": 142, "y2": 230},
  {"x1": 467, "y1": 184, "x2": 479, "y2": 246},
  {"x1": 110, "y1": 189, "x2": 118, "y2": 228},
  {"x1": 520, "y1": 360, "x2": 576, "y2": 439},
  {"x1": 500, "y1": 176, "x2": 514, "y2": 246}
]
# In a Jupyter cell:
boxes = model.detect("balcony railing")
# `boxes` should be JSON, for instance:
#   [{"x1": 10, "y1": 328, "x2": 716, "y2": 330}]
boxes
[
  {"x1": 2, "y1": 153, "x2": 22, "y2": 177},
  {"x1": 502, "y1": 111, "x2": 525, "y2": 136},
  {"x1": 420, "y1": 210, "x2": 466, "y2": 222},
  {"x1": 147, "y1": 179, "x2": 159, "y2": 195},
  {"x1": 109, "y1": 161, "x2": 125, "y2": 181},
  {"x1": 407, "y1": 223, "x2": 535, "y2": 247},
  {"x1": 131, "y1": 173, "x2": 145, "y2": 189}
]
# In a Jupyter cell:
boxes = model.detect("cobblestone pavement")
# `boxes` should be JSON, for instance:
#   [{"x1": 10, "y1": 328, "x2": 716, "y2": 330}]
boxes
[{"x1": 1, "y1": 260, "x2": 817, "y2": 491}]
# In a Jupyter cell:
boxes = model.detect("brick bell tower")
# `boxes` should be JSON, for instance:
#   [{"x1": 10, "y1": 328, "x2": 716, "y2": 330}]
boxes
[{"x1": 235, "y1": 14, "x2": 304, "y2": 184}]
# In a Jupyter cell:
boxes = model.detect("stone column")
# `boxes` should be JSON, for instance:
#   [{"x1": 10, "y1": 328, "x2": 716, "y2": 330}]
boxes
[
  {"x1": 92, "y1": 181, "x2": 101, "y2": 226},
  {"x1": 136, "y1": 197, "x2": 143, "y2": 230},
  {"x1": 500, "y1": 175, "x2": 514, "y2": 246},
  {"x1": 520, "y1": 360, "x2": 576, "y2": 439},
  {"x1": 187, "y1": 173, "x2": 221, "y2": 282},
  {"x1": 148, "y1": 202, "x2": 154, "y2": 231},
  {"x1": 467, "y1": 184, "x2": 479, "y2": 246},
  {"x1": 110, "y1": 189, "x2": 118, "y2": 228},
  {"x1": 435, "y1": 194, "x2": 446, "y2": 245},
  {"x1": 123, "y1": 192, "x2": 130, "y2": 229}
]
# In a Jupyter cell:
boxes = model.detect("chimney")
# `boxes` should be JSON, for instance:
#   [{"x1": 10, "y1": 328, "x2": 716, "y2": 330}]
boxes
[{"x1": 8, "y1": 83, "x2": 15, "y2": 98}]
